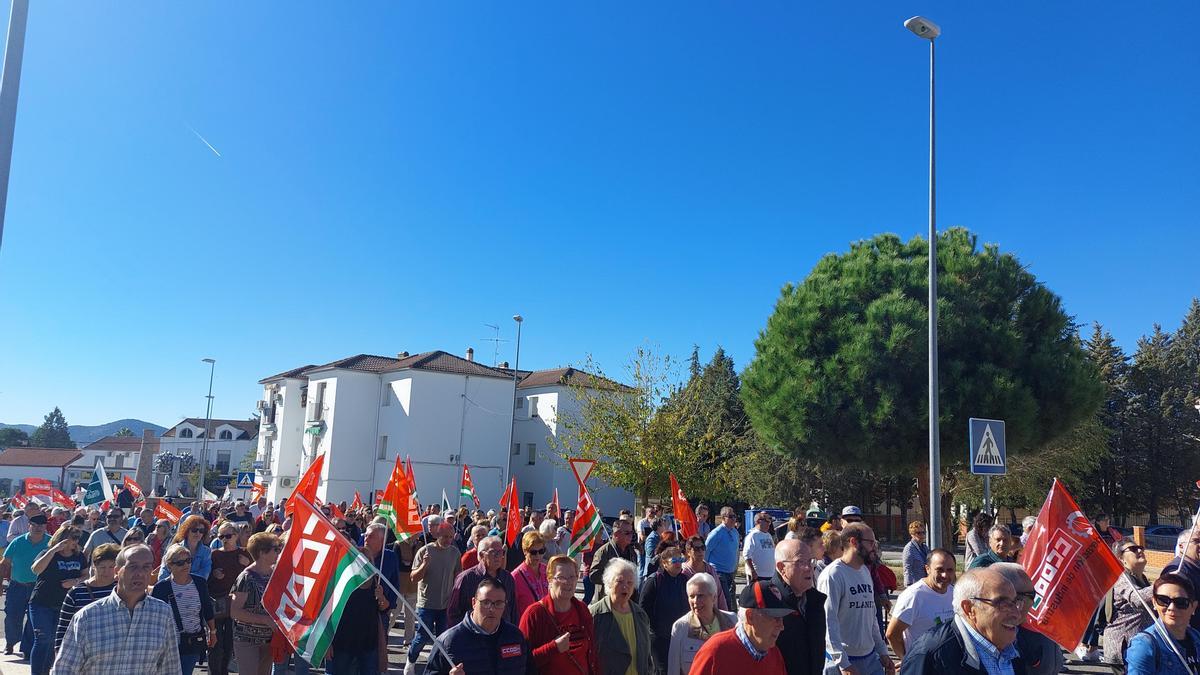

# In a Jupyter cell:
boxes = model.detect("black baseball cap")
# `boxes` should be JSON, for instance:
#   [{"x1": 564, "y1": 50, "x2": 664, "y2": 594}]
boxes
[
  {"x1": 738, "y1": 580, "x2": 795, "y2": 618},
  {"x1": 29, "y1": 514, "x2": 48, "y2": 525}
]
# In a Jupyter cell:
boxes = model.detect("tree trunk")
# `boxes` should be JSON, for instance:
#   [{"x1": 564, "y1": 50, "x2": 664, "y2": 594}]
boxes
[{"x1": 916, "y1": 462, "x2": 956, "y2": 550}]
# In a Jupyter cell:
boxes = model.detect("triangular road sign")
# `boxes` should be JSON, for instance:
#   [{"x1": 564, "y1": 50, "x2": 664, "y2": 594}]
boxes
[
  {"x1": 569, "y1": 458, "x2": 596, "y2": 487},
  {"x1": 974, "y1": 424, "x2": 1004, "y2": 467}
]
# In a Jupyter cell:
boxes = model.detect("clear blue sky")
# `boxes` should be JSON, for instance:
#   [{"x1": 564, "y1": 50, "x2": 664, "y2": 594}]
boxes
[{"x1": 1, "y1": 2, "x2": 1197, "y2": 427}]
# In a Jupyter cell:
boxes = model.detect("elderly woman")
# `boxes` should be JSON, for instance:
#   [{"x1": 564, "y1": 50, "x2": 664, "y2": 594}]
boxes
[
  {"x1": 230, "y1": 532, "x2": 282, "y2": 675},
  {"x1": 902, "y1": 521, "x2": 929, "y2": 587},
  {"x1": 29, "y1": 524, "x2": 85, "y2": 675},
  {"x1": 680, "y1": 536, "x2": 728, "y2": 612},
  {"x1": 154, "y1": 543, "x2": 217, "y2": 675},
  {"x1": 160, "y1": 514, "x2": 213, "y2": 581},
  {"x1": 519, "y1": 555, "x2": 599, "y2": 673},
  {"x1": 1104, "y1": 539, "x2": 1154, "y2": 669},
  {"x1": 539, "y1": 519, "x2": 564, "y2": 558},
  {"x1": 640, "y1": 543, "x2": 690, "y2": 674},
  {"x1": 666, "y1": 572, "x2": 736, "y2": 675},
  {"x1": 590, "y1": 558, "x2": 653, "y2": 675},
  {"x1": 514, "y1": 531, "x2": 550, "y2": 619}
]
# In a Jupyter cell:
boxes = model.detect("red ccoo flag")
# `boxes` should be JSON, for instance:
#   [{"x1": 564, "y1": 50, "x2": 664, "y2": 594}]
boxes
[
  {"x1": 669, "y1": 474, "x2": 698, "y2": 540},
  {"x1": 24, "y1": 477, "x2": 52, "y2": 496},
  {"x1": 155, "y1": 500, "x2": 183, "y2": 526},
  {"x1": 498, "y1": 477, "x2": 521, "y2": 547},
  {"x1": 1021, "y1": 479, "x2": 1123, "y2": 650},
  {"x1": 123, "y1": 476, "x2": 145, "y2": 503},
  {"x1": 286, "y1": 454, "x2": 325, "y2": 517}
]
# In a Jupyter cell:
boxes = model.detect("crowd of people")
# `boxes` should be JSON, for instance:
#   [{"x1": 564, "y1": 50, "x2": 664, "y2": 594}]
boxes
[{"x1": 1, "y1": 491, "x2": 1199, "y2": 674}]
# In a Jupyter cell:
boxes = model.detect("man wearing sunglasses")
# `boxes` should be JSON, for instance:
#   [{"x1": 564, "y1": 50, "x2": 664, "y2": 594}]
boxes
[
  {"x1": 900, "y1": 568, "x2": 1024, "y2": 675},
  {"x1": 1125, "y1": 572, "x2": 1200, "y2": 674},
  {"x1": 82, "y1": 510, "x2": 128, "y2": 559}
]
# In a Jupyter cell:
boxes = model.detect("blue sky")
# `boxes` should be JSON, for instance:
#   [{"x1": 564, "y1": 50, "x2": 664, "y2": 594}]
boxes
[{"x1": 0, "y1": 2, "x2": 1196, "y2": 427}]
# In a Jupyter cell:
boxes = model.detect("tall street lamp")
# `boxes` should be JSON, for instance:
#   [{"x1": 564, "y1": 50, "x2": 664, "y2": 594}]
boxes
[
  {"x1": 904, "y1": 15, "x2": 942, "y2": 547},
  {"x1": 200, "y1": 358, "x2": 216, "y2": 496},
  {"x1": 504, "y1": 315, "x2": 524, "y2": 491},
  {"x1": 0, "y1": 0, "x2": 29, "y2": 252}
]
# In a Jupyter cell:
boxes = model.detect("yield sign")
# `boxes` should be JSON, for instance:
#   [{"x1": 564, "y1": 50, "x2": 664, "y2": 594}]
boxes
[{"x1": 569, "y1": 458, "x2": 596, "y2": 488}]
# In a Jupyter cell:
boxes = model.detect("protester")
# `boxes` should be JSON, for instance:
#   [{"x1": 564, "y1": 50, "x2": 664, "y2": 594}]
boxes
[
  {"x1": 329, "y1": 543, "x2": 390, "y2": 675},
  {"x1": 153, "y1": 543, "x2": 217, "y2": 675},
  {"x1": 966, "y1": 524, "x2": 1011, "y2": 570},
  {"x1": 363, "y1": 522, "x2": 400, "y2": 673},
  {"x1": 460, "y1": 524, "x2": 489, "y2": 570},
  {"x1": 743, "y1": 511, "x2": 777, "y2": 583},
  {"x1": 1, "y1": 510, "x2": 48, "y2": 657},
  {"x1": 1165, "y1": 529, "x2": 1200, "y2": 631},
  {"x1": 813, "y1": 529, "x2": 843, "y2": 579},
  {"x1": 160, "y1": 515, "x2": 213, "y2": 581},
  {"x1": 519, "y1": 555, "x2": 599, "y2": 674},
  {"x1": 449, "y1": 535, "x2": 516, "y2": 627},
  {"x1": 765, "y1": 538, "x2": 823, "y2": 675},
  {"x1": 395, "y1": 525, "x2": 421, "y2": 647},
  {"x1": 147, "y1": 519, "x2": 173, "y2": 570},
  {"x1": 230, "y1": 532, "x2": 282, "y2": 675},
  {"x1": 512, "y1": 531, "x2": 550, "y2": 620},
  {"x1": 52, "y1": 544, "x2": 181, "y2": 674},
  {"x1": 899, "y1": 567, "x2": 1022, "y2": 675},
  {"x1": 687, "y1": 579, "x2": 789, "y2": 674},
  {"x1": 208, "y1": 521, "x2": 251, "y2": 675},
  {"x1": 539, "y1": 519, "x2": 564, "y2": 559},
  {"x1": 636, "y1": 506, "x2": 659, "y2": 543},
  {"x1": 407, "y1": 519, "x2": 465, "y2": 674},
  {"x1": 589, "y1": 519, "x2": 639, "y2": 601},
  {"x1": 83, "y1": 509, "x2": 128, "y2": 558},
  {"x1": 1019, "y1": 516, "x2": 1036, "y2": 547},
  {"x1": 128, "y1": 506, "x2": 157, "y2": 537},
  {"x1": 704, "y1": 507, "x2": 740, "y2": 610},
  {"x1": 1125, "y1": 573, "x2": 1200, "y2": 675},
  {"x1": 886, "y1": 548, "x2": 955, "y2": 662},
  {"x1": 695, "y1": 504, "x2": 711, "y2": 539},
  {"x1": 122, "y1": 527, "x2": 146, "y2": 548},
  {"x1": 1103, "y1": 540, "x2": 1154, "y2": 668},
  {"x1": 426, "y1": 577, "x2": 535, "y2": 675},
  {"x1": 55, "y1": 542, "x2": 118, "y2": 649},
  {"x1": 963, "y1": 513, "x2": 993, "y2": 568},
  {"x1": 990, "y1": 563, "x2": 1063, "y2": 675},
  {"x1": 680, "y1": 535, "x2": 729, "y2": 612},
  {"x1": 639, "y1": 542, "x2": 689, "y2": 673},
  {"x1": 28, "y1": 524, "x2": 86, "y2": 675},
  {"x1": 902, "y1": 521, "x2": 930, "y2": 588},
  {"x1": 664, "y1": 572, "x2": 734, "y2": 675},
  {"x1": 590, "y1": 558, "x2": 653, "y2": 675},
  {"x1": 642, "y1": 517, "x2": 665, "y2": 579},
  {"x1": 818, "y1": 522, "x2": 893, "y2": 675}
]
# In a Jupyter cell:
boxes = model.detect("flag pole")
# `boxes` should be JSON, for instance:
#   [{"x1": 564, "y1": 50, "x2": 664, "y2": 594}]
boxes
[{"x1": 367, "y1": 566, "x2": 456, "y2": 667}]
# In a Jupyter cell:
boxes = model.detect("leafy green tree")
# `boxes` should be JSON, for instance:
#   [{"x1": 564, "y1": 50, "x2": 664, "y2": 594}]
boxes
[
  {"x1": 30, "y1": 407, "x2": 76, "y2": 448},
  {"x1": 0, "y1": 428, "x2": 30, "y2": 449},
  {"x1": 115, "y1": 427, "x2": 134, "y2": 437},
  {"x1": 741, "y1": 229, "x2": 1103, "y2": 546}
]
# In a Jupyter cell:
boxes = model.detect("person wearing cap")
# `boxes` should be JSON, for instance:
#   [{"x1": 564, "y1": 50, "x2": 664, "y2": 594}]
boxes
[
  {"x1": 1, "y1": 511, "x2": 49, "y2": 656},
  {"x1": 841, "y1": 506, "x2": 864, "y2": 524},
  {"x1": 688, "y1": 579, "x2": 789, "y2": 673},
  {"x1": 82, "y1": 509, "x2": 128, "y2": 558},
  {"x1": 744, "y1": 512, "x2": 777, "y2": 583},
  {"x1": 7, "y1": 500, "x2": 42, "y2": 545},
  {"x1": 771, "y1": 538, "x2": 826, "y2": 675},
  {"x1": 818, "y1": 522, "x2": 893, "y2": 675}
]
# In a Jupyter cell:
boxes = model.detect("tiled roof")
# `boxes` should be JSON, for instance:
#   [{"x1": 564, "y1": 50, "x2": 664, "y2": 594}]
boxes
[
  {"x1": 517, "y1": 367, "x2": 631, "y2": 391},
  {"x1": 273, "y1": 351, "x2": 514, "y2": 382},
  {"x1": 0, "y1": 447, "x2": 84, "y2": 467},
  {"x1": 162, "y1": 418, "x2": 259, "y2": 440},
  {"x1": 83, "y1": 436, "x2": 161, "y2": 452},
  {"x1": 259, "y1": 364, "x2": 318, "y2": 384}
]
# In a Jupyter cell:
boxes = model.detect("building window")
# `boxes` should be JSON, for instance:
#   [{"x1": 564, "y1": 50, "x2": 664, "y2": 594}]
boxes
[
  {"x1": 529, "y1": 396, "x2": 539, "y2": 418},
  {"x1": 512, "y1": 442, "x2": 520, "y2": 456},
  {"x1": 180, "y1": 428, "x2": 193, "y2": 439},
  {"x1": 527, "y1": 443, "x2": 536, "y2": 465},
  {"x1": 300, "y1": 385, "x2": 309, "y2": 408},
  {"x1": 219, "y1": 430, "x2": 233, "y2": 440},
  {"x1": 378, "y1": 435, "x2": 388, "y2": 460},
  {"x1": 515, "y1": 397, "x2": 524, "y2": 410},
  {"x1": 522, "y1": 492, "x2": 534, "y2": 509},
  {"x1": 382, "y1": 384, "x2": 391, "y2": 407},
  {"x1": 216, "y1": 452, "x2": 231, "y2": 475}
]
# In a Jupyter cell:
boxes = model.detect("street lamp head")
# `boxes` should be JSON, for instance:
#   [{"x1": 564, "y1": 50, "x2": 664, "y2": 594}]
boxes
[
  {"x1": 202, "y1": 358, "x2": 216, "y2": 364},
  {"x1": 904, "y1": 16, "x2": 940, "y2": 40},
  {"x1": 512, "y1": 314, "x2": 523, "y2": 323}
]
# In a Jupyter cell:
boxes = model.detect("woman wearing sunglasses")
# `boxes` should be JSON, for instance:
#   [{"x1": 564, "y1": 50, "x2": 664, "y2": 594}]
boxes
[
  {"x1": 680, "y1": 537, "x2": 727, "y2": 611},
  {"x1": 640, "y1": 542, "x2": 690, "y2": 674},
  {"x1": 160, "y1": 515, "x2": 213, "y2": 581},
  {"x1": 514, "y1": 531, "x2": 551, "y2": 620},
  {"x1": 1126, "y1": 572, "x2": 1200, "y2": 674},
  {"x1": 1105, "y1": 540, "x2": 1155, "y2": 670},
  {"x1": 153, "y1": 543, "x2": 217, "y2": 675},
  {"x1": 230, "y1": 532, "x2": 283, "y2": 675}
]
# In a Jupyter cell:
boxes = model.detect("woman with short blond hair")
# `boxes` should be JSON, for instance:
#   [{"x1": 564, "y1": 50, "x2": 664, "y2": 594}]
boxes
[{"x1": 514, "y1": 530, "x2": 550, "y2": 619}]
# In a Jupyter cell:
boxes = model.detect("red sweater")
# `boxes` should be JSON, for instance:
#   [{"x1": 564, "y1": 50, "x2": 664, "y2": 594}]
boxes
[
  {"x1": 518, "y1": 595, "x2": 599, "y2": 674},
  {"x1": 688, "y1": 628, "x2": 786, "y2": 675}
]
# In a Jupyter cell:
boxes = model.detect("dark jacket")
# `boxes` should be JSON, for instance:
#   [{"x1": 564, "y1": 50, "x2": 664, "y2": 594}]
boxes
[
  {"x1": 1015, "y1": 627, "x2": 1063, "y2": 675},
  {"x1": 901, "y1": 617, "x2": 1027, "y2": 675},
  {"x1": 639, "y1": 570, "x2": 689, "y2": 667},
  {"x1": 426, "y1": 614, "x2": 536, "y2": 675},
  {"x1": 449, "y1": 563, "x2": 517, "y2": 626},
  {"x1": 771, "y1": 573, "x2": 826, "y2": 675},
  {"x1": 590, "y1": 595, "x2": 654, "y2": 675},
  {"x1": 588, "y1": 541, "x2": 639, "y2": 595},
  {"x1": 151, "y1": 574, "x2": 215, "y2": 634},
  {"x1": 366, "y1": 547, "x2": 400, "y2": 611}
]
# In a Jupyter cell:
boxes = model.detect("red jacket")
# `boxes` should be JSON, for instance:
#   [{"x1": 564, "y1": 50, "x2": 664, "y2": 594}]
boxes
[
  {"x1": 519, "y1": 595, "x2": 598, "y2": 674},
  {"x1": 688, "y1": 628, "x2": 786, "y2": 675}
]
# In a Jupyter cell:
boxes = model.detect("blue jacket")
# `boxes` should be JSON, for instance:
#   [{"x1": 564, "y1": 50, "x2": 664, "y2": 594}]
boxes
[
  {"x1": 1126, "y1": 625, "x2": 1200, "y2": 675},
  {"x1": 367, "y1": 547, "x2": 400, "y2": 611},
  {"x1": 642, "y1": 531, "x2": 661, "y2": 578},
  {"x1": 425, "y1": 614, "x2": 535, "y2": 675}
]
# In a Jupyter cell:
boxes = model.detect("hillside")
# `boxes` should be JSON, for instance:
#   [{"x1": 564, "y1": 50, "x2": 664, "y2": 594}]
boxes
[{"x1": 0, "y1": 419, "x2": 167, "y2": 445}]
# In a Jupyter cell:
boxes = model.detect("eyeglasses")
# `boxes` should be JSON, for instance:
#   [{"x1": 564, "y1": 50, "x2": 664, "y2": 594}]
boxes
[
  {"x1": 669, "y1": 556, "x2": 686, "y2": 564},
  {"x1": 219, "y1": 534, "x2": 236, "y2": 540},
  {"x1": 169, "y1": 558, "x2": 193, "y2": 567},
  {"x1": 551, "y1": 574, "x2": 578, "y2": 583},
  {"x1": 189, "y1": 528, "x2": 208, "y2": 535},
  {"x1": 1154, "y1": 595, "x2": 1195, "y2": 610},
  {"x1": 528, "y1": 548, "x2": 546, "y2": 556},
  {"x1": 1122, "y1": 545, "x2": 1145, "y2": 554},
  {"x1": 1016, "y1": 591, "x2": 1036, "y2": 604},
  {"x1": 971, "y1": 596, "x2": 1021, "y2": 611},
  {"x1": 477, "y1": 599, "x2": 506, "y2": 610},
  {"x1": 483, "y1": 549, "x2": 504, "y2": 556}
]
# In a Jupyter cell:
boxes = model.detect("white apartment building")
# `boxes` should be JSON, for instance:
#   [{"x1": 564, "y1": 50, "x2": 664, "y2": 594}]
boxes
[{"x1": 254, "y1": 350, "x2": 634, "y2": 517}]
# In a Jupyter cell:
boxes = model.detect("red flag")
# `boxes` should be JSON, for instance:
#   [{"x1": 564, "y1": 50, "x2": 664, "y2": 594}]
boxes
[
  {"x1": 394, "y1": 461, "x2": 422, "y2": 540},
  {"x1": 329, "y1": 502, "x2": 344, "y2": 520},
  {"x1": 48, "y1": 488, "x2": 76, "y2": 509},
  {"x1": 669, "y1": 474, "x2": 699, "y2": 540},
  {"x1": 249, "y1": 482, "x2": 265, "y2": 504},
  {"x1": 551, "y1": 488, "x2": 560, "y2": 517},
  {"x1": 123, "y1": 476, "x2": 145, "y2": 503},
  {"x1": 374, "y1": 490, "x2": 384, "y2": 505},
  {"x1": 1021, "y1": 479, "x2": 1123, "y2": 649},
  {"x1": 286, "y1": 454, "x2": 325, "y2": 517},
  {"x1": 11, "y1": 493, "x2": 28, "y2": 510},
  {"x1": 350, "y1": 491, "x2": 363, "y2": 512},
  {"x1": 404, "y1": 457, "x2": 419, "y2": 510},
  {"x1": 155, "y1": 500, "x2": 183, "y2": 526},
  {"x1": 24, "y1": 478, "x2": 52, "y2": 495},
  {"x1": 498, "y1": 477, "x2": 521, "y2": 547}
]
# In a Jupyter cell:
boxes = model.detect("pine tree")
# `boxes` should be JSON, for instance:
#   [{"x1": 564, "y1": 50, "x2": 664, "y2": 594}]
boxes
[
  {"x1": 30, "y1": 407, "x2": 75, "y2": 449},
  {"x1": 1082, "y1": 323, "x2": 1136, "y2": 521}
]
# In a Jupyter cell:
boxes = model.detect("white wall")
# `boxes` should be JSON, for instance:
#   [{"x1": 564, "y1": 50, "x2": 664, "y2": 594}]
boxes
[
  {"x1": 318, "y1": 370, "x2": 382, "y2": 504},
  {"x1": 259, "y1": 377, "x2": 316, "y2": 503},
  {"x1": 0, "y1": 466, "x2": 66, "y2": 496}
]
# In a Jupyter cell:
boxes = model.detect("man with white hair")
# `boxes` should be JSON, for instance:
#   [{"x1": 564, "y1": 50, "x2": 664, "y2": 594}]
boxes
[
  {"x1": 899, "y1": 567, "x2": 1026, "y2": 675},
  {"x1": 771, "y1": 538, "x2": 825, "y2": 674},
  {"x1": 689, "y1": 579, "x2": 790, "y2": 673},
  {"x1": 966, "y1": 525, "x2": 1013, "y2": 570}
]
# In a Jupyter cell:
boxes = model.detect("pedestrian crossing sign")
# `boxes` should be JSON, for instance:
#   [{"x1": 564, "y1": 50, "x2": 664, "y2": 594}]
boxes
[
  {"x1": 969, "y1": 418, "x2": 1006, "y2": 475},
  {"x1": 237, "y1": 471, "x2": 256, "y2": 488}
]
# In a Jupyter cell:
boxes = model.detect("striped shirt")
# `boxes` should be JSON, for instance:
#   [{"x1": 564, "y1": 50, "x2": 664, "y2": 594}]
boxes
[
  {"x1": 52, "y1": 591, "x2": 181, "y2": 675},
  {"x1": 56, "y1": 582, "x2": 116, "y2": 649},
  {"x1": 170, "y1": 579, "x2": 203, "y2": 633}
]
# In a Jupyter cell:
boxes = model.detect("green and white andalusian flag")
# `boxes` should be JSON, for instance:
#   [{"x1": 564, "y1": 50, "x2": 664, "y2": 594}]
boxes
[
  {"x1": 263, "y1": 495, "x2": 376, "y2": 665},
  {"x1": 568, "y1": 487, "x2": 604, "y2": 557},
  {"x1": 375, "y1": 456, "x2": 403, "y2": 535},
  {"x1": 82, "y1": 457, "x2": 114, "y2": 507}
]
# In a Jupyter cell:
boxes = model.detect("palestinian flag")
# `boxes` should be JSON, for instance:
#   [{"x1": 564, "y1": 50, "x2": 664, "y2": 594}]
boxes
[
  {"x1": 263, "y1": 495, "x2": 376, "y2": 665},
  {"x1": 568, "y1": 487, "x2": 603, "y2": 558}
]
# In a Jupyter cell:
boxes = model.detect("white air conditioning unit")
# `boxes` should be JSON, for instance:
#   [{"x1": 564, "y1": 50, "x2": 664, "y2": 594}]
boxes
[{"x1": 280, "y1": 476, "x2": 297, "y2": 488}]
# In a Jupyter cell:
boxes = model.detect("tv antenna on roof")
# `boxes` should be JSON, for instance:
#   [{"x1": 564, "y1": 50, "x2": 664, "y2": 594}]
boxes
[{"x1": 480, "y1": 323, "x2": 509, "y2": 366}]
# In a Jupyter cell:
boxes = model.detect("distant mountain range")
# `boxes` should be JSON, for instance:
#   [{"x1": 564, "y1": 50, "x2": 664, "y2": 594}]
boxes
[{"x1": 0, "y1": 419, "x2": 167, "y2": 445}]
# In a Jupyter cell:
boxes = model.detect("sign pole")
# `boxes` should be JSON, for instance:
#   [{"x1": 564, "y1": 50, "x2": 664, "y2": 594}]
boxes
[{"x1": 983, "y1": 476, "x2": 991, "y2": 515}]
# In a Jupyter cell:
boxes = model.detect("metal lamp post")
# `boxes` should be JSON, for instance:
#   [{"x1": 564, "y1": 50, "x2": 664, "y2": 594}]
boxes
[
  {"x1": 0, "y1": 0, "x2": 29, "y2": 252},
  {"x1": 200, "y1": 358, "x2": 216, "y2": 496},
  {"x1": 904, "y1": 15, "x2": 942, "y2": 547},
  {"x1": 504, "y1": 315, "x2": 524, "y2": 490}
]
